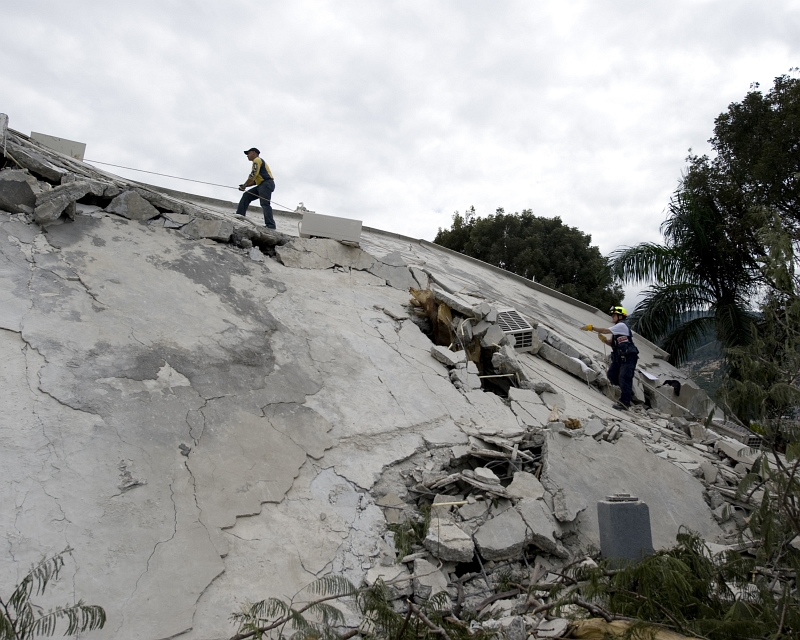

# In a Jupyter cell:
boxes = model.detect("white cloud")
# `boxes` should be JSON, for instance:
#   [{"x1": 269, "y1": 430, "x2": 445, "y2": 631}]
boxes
[{"x1": 3, "y1": 0, "x2": 799, "y2": 310}]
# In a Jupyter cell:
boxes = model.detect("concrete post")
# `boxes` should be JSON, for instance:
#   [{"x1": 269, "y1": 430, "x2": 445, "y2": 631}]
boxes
[
  {"x1": 0, "y1": 113, "x2": 8, "y2": 158},
  {"x1": 597, "y1": 493, "x2": 654, "y2": 562}
]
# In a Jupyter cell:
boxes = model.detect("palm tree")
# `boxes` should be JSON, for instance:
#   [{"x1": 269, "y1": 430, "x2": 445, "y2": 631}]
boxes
[{"x1": 610, "y1": 160, "x2": 759, "y2": 366}]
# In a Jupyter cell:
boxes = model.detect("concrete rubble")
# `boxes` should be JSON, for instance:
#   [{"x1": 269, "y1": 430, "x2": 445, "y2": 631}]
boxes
[{"x1": 0, "y1": 125, "x2": 765, "y2": 639}]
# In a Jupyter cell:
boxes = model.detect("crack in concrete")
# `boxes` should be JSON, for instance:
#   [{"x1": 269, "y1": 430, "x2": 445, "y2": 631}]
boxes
[{"x1": 120, "y1": 480, "x2": 179, "y2": 633}]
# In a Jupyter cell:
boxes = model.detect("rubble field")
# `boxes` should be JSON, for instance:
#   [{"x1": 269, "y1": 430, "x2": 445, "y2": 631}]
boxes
[{"x1": 0, "y1": 127, "x2": 763, "y2": 639}]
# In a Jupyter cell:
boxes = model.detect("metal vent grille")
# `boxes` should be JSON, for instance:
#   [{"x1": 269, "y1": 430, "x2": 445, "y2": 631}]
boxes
[
  {"x1": 712, "y1": 421, "x2": 763, "y2": 449},
  {"x1": 496, "y1": 308, "x2": 535, "y2": 352}
]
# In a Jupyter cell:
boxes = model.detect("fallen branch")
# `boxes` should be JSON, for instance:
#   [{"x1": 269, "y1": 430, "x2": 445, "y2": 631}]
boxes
[{"x1": 407, "y1": 601, "x2": 453, "y2": 640}]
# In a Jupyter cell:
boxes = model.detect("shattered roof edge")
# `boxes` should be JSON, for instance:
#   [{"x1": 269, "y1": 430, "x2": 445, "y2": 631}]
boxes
[{"x1": 138, "y1": 183, "x2": 669, "y2": 357}]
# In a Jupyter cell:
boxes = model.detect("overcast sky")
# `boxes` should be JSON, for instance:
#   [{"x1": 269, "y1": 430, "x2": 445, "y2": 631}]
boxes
[{"x1": 3, "y1": 1, "x2": 799, "y2": 305}]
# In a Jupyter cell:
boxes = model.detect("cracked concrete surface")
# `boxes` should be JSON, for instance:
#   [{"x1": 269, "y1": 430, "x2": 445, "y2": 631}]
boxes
[{"x1": 1, "y1": 173, "x2": 725, "y2": 639}]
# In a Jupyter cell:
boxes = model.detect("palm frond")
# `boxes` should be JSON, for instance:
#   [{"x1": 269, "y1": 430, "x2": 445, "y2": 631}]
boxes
[
  {"x1": 713, "y1": 301, "x2": 756, "y2": 348},
  {"x1": 659, "y1": 315, "x2": 717, "y2": 366},
  {"x1": 630, "y1": 282, "x2": 715, "y2": 342},
  {"x1": 306, "y1": 575, "x2": 357, "y2": 598},
  {"x1": 610, "y1": 244, "x2": 693, "y2": 285}
]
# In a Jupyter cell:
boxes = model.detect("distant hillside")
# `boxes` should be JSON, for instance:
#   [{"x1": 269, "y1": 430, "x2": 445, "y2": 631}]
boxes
[{"x1": 678, "y1": 338, "x2": 725, "y2": 399}]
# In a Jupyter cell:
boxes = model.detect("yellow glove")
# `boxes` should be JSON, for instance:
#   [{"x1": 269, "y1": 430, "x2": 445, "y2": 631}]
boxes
[
  {"x1": 580, "y1": 324, "x2": 592, "y2": 331},
  {"x1": 598, "y1": 334, "x2": 609, "y2": 344}
]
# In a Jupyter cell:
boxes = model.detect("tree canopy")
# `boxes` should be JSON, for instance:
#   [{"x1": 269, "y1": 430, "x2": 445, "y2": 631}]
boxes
[
  {"x1": 611, "y1": 73, "x2": 800, "y2": 365},
  {"x1": 434, "y1": 207, "x2": 623, "y2": 310}
]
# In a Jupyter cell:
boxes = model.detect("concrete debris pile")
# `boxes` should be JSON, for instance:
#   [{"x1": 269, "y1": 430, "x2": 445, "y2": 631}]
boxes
[
  {"x1": 0, "y1": 128, "x2": 287, "y2": 249},
  {"x1": 274, "y1": 237, "x2": 418, "y2": 290},
  {"x1": 0, "y1": 119, "x2": 764, "y2": 639}
]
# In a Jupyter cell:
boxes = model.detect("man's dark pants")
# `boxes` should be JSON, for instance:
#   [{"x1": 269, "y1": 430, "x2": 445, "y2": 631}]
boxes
[
  {"x1": 236, "y1": 179, "x2": 276, "y2": 229},
  {"x1": 607, "y1": 354, "x2": 638, "y2": 407}
]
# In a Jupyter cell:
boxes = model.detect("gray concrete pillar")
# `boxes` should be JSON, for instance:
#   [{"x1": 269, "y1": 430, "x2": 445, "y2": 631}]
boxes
[{"x1": 597, "y1": 493, "x2": 654, "y2": 562}]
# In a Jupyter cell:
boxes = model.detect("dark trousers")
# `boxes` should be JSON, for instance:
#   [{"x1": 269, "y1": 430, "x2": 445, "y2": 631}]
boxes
[
  {"x1": 236, "y1": 179, "x2": 275, "y2": 229},
  {"x1": 607, "y1": 354, "x2": 638, "y2": 406}
]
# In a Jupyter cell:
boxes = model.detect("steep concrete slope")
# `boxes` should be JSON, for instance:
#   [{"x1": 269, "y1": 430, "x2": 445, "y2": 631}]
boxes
[{"x1": 0, "y1": 130, "x2": 739, "y2": 639}]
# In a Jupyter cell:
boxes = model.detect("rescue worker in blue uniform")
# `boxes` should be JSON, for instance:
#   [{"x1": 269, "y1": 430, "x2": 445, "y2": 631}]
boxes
[
  {"x1": 236, "y1": 147, "x2": 276, "y2": 229},
  {"x1": 581, "y1": 306, "x2": 639, "y2": 411}
]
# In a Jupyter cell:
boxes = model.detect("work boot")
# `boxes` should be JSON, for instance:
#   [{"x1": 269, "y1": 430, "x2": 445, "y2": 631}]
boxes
[{"x1": 612, "y1": 402, "x2": 629, "y2": 411}]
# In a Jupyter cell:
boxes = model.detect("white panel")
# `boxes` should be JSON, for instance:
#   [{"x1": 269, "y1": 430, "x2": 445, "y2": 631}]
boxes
[
  {"x1": 298, "y1": 211, "x2": 362, "y2": 243},
  {"x1": 30, "y1": 131, "x2": 87, "y2": 161}
]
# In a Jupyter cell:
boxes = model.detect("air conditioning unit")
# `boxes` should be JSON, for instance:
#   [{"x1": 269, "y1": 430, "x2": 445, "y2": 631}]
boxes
[
  {"x1": 711, "y1": 421, "x2": 763, "y2": 449},
  {"x1": 496, "y1": 307, "x2": 535, "y2": 352}
]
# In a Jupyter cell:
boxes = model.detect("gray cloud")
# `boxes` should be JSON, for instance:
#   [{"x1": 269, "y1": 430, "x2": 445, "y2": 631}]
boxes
[{"x1": 3, "y1": 1, "x2": 799, "y2": 307}]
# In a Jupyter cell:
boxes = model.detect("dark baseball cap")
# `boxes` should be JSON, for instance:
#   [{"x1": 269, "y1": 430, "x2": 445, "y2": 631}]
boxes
[{"x1": 244, "y1": 147, "x2": 260, "y2": 155}]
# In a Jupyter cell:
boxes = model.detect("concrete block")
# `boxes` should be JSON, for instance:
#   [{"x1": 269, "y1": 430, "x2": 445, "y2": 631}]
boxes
[
  {"x1": 516, "y1": 498, "x2": 567, "y2": 558},
  {"x1": 35, "y1": 180, "x2": 104, "y2": 222},
  {"x1": 106, "y1": 190, "x2": 162, "y2": 221},
  {"x1": 298, "y1": 211, "x2": 362, "y2": 243},
  {"x1": 412, "y1": 558, "x2": 449, "y2": 599},
  {"x1": 474, "y1": 467, "x2": 501, "y2": 484},
  {"x1": 506, "y1": 471, "x2": 545, "y2": 500},
  {"x1": 424, "y1": 516, "x2": 475, "y2": 562},
  {"x1": 538, "y1": 343, "x2": 598, "y2": 383},
  {"x1": 431, "y1": 345, "x2": 467, "y2": 367},
  {"x1": 474, "y1": 507, "x2": 528, "y2": 560},
  {"x1": 0, "y1": 169, "x2": 40, "y2": 213},
  {"x1": 481, "y1": 324, "x2": 506, "y2": 348},
  {"x1": 552, "y1": 487, "x2": 587, "y2": 523},
  {"x1": 182, "y1": 218, "x2": 234, "y2": 241},
  {"x1": 597, "y1": 496, "x2": 654, "y2": 561}
]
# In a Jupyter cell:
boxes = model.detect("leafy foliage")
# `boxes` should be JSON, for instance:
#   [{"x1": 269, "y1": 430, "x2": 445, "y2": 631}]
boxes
[
  {"x1": 229, "y1": 571, "x2": 490, "y2": 640},
  {"x1": 434, "y1": 207, "x2": 624, "y2": 310},
  {"x1": 0, "y1": 548, "x2": 106, "y2": 640},
  {"x1": 549, "y1": 531, "x2": 799, "y2": 639},
  {"x1": 386, "y1": 506, "x2": 430, "y2": 559},
  {"x1": 612, "y1": 73, "x2": 800, "y2": 365}
]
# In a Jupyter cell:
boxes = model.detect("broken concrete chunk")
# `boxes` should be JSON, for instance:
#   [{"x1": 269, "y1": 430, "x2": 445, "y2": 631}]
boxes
[
  {"x1": 163, "y1": 212, "x2": 194, "y2": 226},
  {"x1": 249, "y1": 246, "x2": 265, "y2": 262},
  {"x1": 485, "y1": 307, "x2": 498, "y2": 323},
  {"x1": 473, "y1": 507, "x2": 528, "y2": 560},
  {"x1": 459, "y1": 500, "x2": 490, "y2": 521},
  {"x1": 0, "y1": 169, "x2": 41, "y2": 214},
  {"x1": 472, "y1": 319, "x2": 492, "y2": 337},
  {"x1": 431, "y1": 345, "x2": 467, "y2": 367},
  {"x1": 182, "y1": 218, "x2": 234, "y2": 242},
  {"x1": 368, "y1": 260, "x2": 416, "y2": 290},
  {"x1": 365, "y1": 564, "x2": 412, "y2": 599},
  {"x1": 481, "y1": 324, "x2": 506, "y2": 348},
  {"x1": 508, "y1": 387, "x2": 543, "y2": 405},
  {"x1": 412, "y1": 558, "x2": 449, "y2": 599},
  {"x1": 583, "y1": 418, "x2": 606, "y2": 438},
  {"x1": 471, "y1": 302, "x2": 491, "y2": 319},
  {"x1": 105, "y1": 190, "x2": 161, "y2": 221},
  {"x1": 474, "y1": 467, "x2": 500, "y2": 485},
  {"x1": 700, "y1": 461, "x2": 718, "y2": 484},
  {"x1": 536, "y1": 618, "x2": 569, "y2": 638},
  {"x1": 7, "y1": 143, "x2": 67, "y2": 182},
  {"x1": 552, "y1": 487, "x2": 587, "y2": 523},
  {"x1": 506, "y1": 471, "x2": 545, "y2": 500},
  {"x1": 450, "y1": 367, "x2": 482, "y2": 390},
  {"x1": 538, "y1": 343, "x2": 598, "y2": 383},
  {"x1": 34, "y1": 179, "x2": 103, "y2": 223},
  {"x1": 516, "y1": 498, "x2": 568, "y2": 558},
  {"x1": 424, "y1": 516, "x2": 475, "y2": 562}
]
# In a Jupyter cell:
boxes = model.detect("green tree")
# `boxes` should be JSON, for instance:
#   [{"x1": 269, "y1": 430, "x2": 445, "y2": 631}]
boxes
[
  {"x1": 0, "y1": 548, "x2": 106, "y2": 640},
  {"x1": 434, "y1": 207, "x2": 623, "y2": 310},
  {"x1": 611, "y1": 73, "x2": 800, "y2": 365}
]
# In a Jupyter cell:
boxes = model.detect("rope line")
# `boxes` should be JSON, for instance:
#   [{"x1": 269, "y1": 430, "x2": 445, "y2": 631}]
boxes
[{"x1": 83, "y1": 158, "x2": 294, "y2": 211}]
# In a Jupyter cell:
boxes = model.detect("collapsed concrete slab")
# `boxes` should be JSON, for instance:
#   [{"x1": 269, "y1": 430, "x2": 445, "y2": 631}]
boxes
[
  {"x1": 545, "y1": 430, "x2": 723, "y2": 550},
  {"x1": 34, "y1": 178, "x2": 105, "y2": 222}
]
